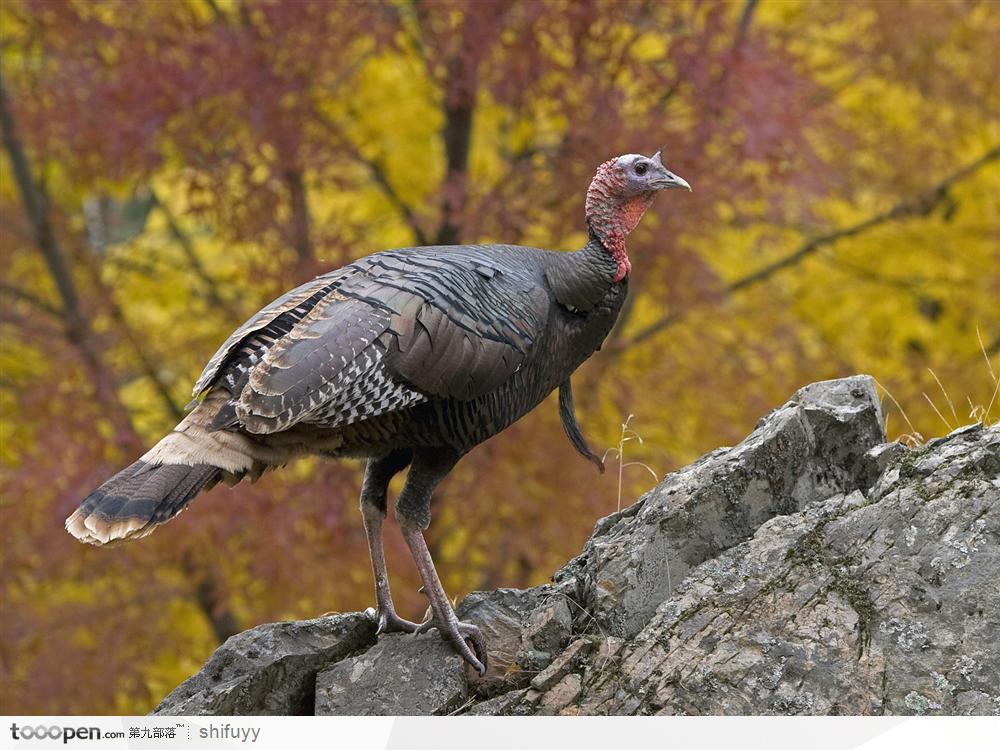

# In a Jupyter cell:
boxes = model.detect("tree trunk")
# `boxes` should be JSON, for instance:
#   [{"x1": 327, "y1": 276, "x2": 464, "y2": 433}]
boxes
[
  {"x1": 1, "y1": 70, "x2": 141, "y2": 453},
  {"x1": 435, "y1": 84, "x2": 474, "y2": 246},
  {"x1": 286, "y1": 169, "x2": 314, "y2": 275}
]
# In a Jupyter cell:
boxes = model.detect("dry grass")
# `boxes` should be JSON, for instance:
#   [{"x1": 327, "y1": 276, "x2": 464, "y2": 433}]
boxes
[
  {"x1": 603, "y1": 414, "x2": 658, "y2": 512},
  {"x1": 876, "y1": 326, "x2": 998, "y2": 446}
]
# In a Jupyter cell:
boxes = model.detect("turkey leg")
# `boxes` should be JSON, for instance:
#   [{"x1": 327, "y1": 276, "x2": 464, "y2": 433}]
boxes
[
  {"x1": 360, "y1": 449, "x2": 420, "y2": 635},
  {"x1": 401, "y1": 522, "x2": 487, "y2": 674},
  {"x1": 396, "y1": 450, "x2": 488, "y2": 674}
]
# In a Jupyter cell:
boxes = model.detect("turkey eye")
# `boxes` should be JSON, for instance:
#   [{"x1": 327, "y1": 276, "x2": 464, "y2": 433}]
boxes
[{"x1": 635, "y1": 163, "x2": 648, "y2": 176}]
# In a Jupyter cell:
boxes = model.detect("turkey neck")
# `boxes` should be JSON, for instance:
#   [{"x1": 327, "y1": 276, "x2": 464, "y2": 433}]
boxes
[{"x1": 545, "y1": 234, "x2": 624, "y2": 312}]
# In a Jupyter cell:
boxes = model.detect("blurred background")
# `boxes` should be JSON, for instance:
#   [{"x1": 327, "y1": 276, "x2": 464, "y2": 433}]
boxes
[{"x1": 1, "y1": 0, "x2": 997, "y2": 714}]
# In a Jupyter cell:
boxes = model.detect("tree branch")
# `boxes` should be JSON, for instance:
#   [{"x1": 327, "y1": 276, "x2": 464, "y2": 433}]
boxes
[
  {"x1": 1, "y1": 68, "x2": 142, "y2": 451},
  {"x1": 152, "y1": 189, "x2": 241, "y2": 322},
  {"x1": 366, "y1": 155, "x2": 430, "y2": 245},
  {"x1": 0, "y1": 282, "x2": 63, "y2": 317},
  {"x1": 74, "y1": 249, "x2": 186, "y2": 421},
  {"x1": 736, "y1": 0, "x2": 759, "y2": 42},
  {"x1": 181, "y1": 550, "x2": 240, "y2": 645},
  {"x1": 1, "y1": 69, "x2": 81, "y2": 324},
  {"x1": 611, "y1": 145, "x2": 1000, "y2": 354},
  {"x1": 434, "y1": 58, "x2": 475, "y2": 246},
  {"x1": 203, "y1": 0, "x2": 226, "y2": 24},
  {"x1": 426, "y1": 3, "x2": 502, "y2": 245},
  {"x1": 312, "y1": 109, "x2": 430, "y2": 245}
]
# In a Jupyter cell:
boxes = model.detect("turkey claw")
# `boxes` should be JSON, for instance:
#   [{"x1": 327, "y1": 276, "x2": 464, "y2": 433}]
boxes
[
  {"x1": 414, "y1": 618, "x2": 435, "y2": 635},
  {"x1": 373, "y1": 607, "x2": 421, "y2": 635},
  {"x1": 414, "y1": 618, "x2": 488, "y2": 674}
]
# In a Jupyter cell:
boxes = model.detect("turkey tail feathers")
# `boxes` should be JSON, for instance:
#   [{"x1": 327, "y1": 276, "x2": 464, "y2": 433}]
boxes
[{"x1": 65, "y1": 460, "x2": 220, "y2": 546}]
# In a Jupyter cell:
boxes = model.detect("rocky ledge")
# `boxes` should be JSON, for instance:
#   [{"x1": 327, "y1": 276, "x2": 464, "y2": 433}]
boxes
[{"x1": 154, "y1": 376, "x2": 999, "y2": 716}]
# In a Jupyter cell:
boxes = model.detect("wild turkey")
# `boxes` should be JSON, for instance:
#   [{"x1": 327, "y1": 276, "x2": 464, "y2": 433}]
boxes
[{"x1": 66, "y1": 151, "x2": 691, "y2": 673}]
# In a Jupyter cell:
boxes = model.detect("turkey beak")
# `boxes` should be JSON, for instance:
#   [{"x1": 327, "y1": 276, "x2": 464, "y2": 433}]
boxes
[
  {"x1": 651, "y1": 167, "x2": 692, "y2": 191},
  {"x1": 649, "y1": 150, "x2": 691, "y2": 192}
]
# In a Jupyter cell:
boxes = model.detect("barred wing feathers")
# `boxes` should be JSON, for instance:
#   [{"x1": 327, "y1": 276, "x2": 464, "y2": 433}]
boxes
[
  {"x1": 190, "y1": 266, "x2": 358, "y2": 402},
  {"x1": 198, "y1": 246, "x2": 550, "y2": 435},
  {"x1": 384, "y1": 248, "x2": 548, "y2": 399}
]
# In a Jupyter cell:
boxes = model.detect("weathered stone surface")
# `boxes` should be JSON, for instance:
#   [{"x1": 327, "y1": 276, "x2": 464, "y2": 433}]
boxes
[
  {"x1": 315, "y1": 633, "x2": 469, "y2": 715},
  {"x1": 511, "y1": 423, "x2": 1000, "y2": 716},
  {"x1": 530, "y1": 637, "x2": 593, "y2": 691},
  {"x1": 523, "y1": 596, "x2": 572, "y2": 657},
  {"x1": 154, "y1": 377, "x2": 999, "y2": 717},
  {"x1": 455, "y1": 586, "x2": 547, "y2": 690},
  {"x1": 557, "y1": 375, "x2": 886, "y2": 637},
  {"x1": 540, "y1": 673, "x2": 583, "y2": 713},
  {"x1": 465, "y1": 688, "x2": 527, "y2": 715},
  {"x1": 153, "y1": 613, "x2": 376, "y2": 715},
  {"x1": 312, "y1": 586, "x2": 555, "y2": 714}
]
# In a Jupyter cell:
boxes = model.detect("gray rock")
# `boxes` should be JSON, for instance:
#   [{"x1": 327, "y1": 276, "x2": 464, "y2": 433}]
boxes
[
  {"x1": 153, "y1": 612, "x2": 375, "y2": 715},
  {"x1": 523, "y1": 597, "x2": 572, "y2": 656},
  {"x1": 315, "y1": 633, "x2": 469, "y2": 715},
  {"x1": 313, "y1": 586, "x2": 557, "y2": 714},
  {"x1": 455, "y1": 586, "x2": 546, "y2": 691},
  {"x1": 153, "y1": 377, "x2": 999, "y2": 717},
  {"x1": 539, "y1": 673, "x2": 584, "y2": 714},
  {"x1": 530, "y1": 637, "x2": 593, "y2": 691},
  {"x1": 557, "y1": 374, "x2": 885, "y2": 637},
  {"x1": 540, "y1": 423, "x2": 1000, "y2": 715},
  {"x1": 465, "y1": 688, "x2": 529, "y2": 716}
]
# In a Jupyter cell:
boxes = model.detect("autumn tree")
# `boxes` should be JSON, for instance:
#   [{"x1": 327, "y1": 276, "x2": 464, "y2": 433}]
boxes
[{"x1": 1, "y1": 0, "x2": 996, "y2": 713}]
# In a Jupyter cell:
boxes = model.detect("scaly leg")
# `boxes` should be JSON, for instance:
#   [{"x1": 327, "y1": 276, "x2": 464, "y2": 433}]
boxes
[
  {"x1": 360, "y1": 449, "x2": 419, "y2": 635},
  {"x1": 395, "y1": 449, "x2": 488, "y2": 674},
  {"x1": 401, "y1": 521, "x2": 488, "y2": 674}
]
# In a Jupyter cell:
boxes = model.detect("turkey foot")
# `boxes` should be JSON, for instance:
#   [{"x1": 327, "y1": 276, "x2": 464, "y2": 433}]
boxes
[
  {"x1": 373, "y1": 604, "x2": 421, "y2": 635},
  {"x1": 414, "y1": 615, "x2": 487, "y2": 672},
  {"x1": 401, "y1": 522, "x2": 488, "y2": 674}
]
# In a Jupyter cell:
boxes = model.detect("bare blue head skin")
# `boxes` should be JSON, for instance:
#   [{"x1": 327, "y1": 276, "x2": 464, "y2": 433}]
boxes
[{"x1": 586, "y1": 151, "x2": 691, "y2": 281}]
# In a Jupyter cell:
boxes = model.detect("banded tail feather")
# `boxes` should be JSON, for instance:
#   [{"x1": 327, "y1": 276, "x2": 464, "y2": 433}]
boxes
[
  {"x1": 65, "y1": 392, "x2": 271, "y2": 546},
  {"x1": 66, "y1": 460, "x2": 220, "y2": 545}
]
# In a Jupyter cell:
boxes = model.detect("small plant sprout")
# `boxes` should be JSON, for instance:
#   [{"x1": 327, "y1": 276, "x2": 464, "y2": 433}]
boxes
[{"x1": 602, "y1": 414, "x2": 658, "y2": 512}]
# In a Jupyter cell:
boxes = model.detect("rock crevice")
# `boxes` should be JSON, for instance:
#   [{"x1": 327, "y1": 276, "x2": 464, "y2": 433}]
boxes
[{"x1": 153, "y1": 376, "x2": 1000, "y2": 716}]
